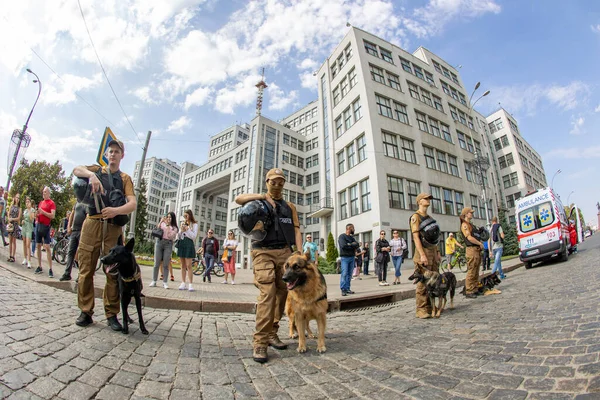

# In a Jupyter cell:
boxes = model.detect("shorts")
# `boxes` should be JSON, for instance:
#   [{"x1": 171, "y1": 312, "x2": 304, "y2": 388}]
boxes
[{"x1": 36, "y1": 223, "x2": 52, "y2": 245}]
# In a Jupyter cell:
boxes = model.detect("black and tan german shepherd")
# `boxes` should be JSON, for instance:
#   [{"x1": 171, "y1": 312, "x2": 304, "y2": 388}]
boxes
[
  {"x1": 409, "y1": 270, "x2": 457, "y2": 318},
  {"x1": 282, "y1": 252, "x2": 327, "y2": 353},
  {"x1": 100, "y1": 238, "x2": 148, "y2": 335}
]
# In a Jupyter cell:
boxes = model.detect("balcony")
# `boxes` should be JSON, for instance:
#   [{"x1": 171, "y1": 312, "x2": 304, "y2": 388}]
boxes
[{"x1": 308, "y1": 197, "x2": 334, "y2": 218}]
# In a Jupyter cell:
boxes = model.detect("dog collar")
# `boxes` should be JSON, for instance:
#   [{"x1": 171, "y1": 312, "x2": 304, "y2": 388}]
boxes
[{"x1": 121, "y1": 271, "x2": 141, "y2": 283}]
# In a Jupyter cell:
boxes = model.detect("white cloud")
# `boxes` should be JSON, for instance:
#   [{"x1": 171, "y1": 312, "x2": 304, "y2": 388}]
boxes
[
  {"x1": 268, "y1": 83, "x2": 298, "y2": 111},
  {"x1": 299, "y1": 58, "x2": 318, "y2": 71},
  {"x1": 42, "y1": 73, "x2": 103, "y2": 106},
  {"x1": 545, "y1": 82, "x2": 589, "y2": 111},
  {"x1": 166, "y1": 115, "x2": 191, "y2": 132},
  {"x1": 215, "y1": 74, "x2": 262, "y2": 115},
  {"x1": 592, "y1": 24, "x2": 600, "y2": 33},
  {"x1": 544, "y1": 146, "x2": 600, "y2": 160},
  {"x1": 406, "y1": 0, "x2": 501, "y2": 38},
  {"x1": 184, "y1": 87, "x2": 212, "y2": 110},
  {"x1": 299, "y1": 71, "x2": 317, "y2": 90},
  {"x1": 569, "y1": 116, "x2": 585, "y2": 135},
  {"x1": 595, "y1": 104, "x2": 600, "y2": 113}
]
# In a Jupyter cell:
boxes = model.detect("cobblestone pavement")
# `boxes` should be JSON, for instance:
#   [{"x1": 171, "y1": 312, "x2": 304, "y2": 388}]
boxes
[{"x1": 0, "y1": 235, "x2": 599, "y2": 399}]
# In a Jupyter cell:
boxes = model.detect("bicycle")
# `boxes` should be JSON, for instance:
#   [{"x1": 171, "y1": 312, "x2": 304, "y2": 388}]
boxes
[
  {"x1": 440, "y1": 253, "x2": 467, "y2": 273},
  {"x1": 191, "y1": 257, "x2": 225, "y2": 277},
  {"x1": 52, "y1": 233, "x2": 70, "y2": 265}
]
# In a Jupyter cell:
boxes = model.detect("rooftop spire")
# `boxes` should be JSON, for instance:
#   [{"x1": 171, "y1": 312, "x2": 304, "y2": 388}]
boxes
[{"x1": 255, "y1": 68, "x2": 267, "y2": 116}]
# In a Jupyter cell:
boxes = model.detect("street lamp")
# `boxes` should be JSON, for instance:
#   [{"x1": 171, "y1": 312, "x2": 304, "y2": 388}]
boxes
[
  {"x1": 467, "y1": 82, "x2": 491, "y2": 227},
  {"x1": 6, "y1": 68, "x2": 42, "y2": 191},
  {"x1": 550, "y1": 169, "x2": 561, "y2": 190}
]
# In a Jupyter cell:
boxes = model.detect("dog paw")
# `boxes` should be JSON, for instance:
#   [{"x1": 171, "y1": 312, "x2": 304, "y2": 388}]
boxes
[
  {"x1": 317, "y1": 346, "x2": 327, "y2": 353},
  {"x1": 141, "y1": 329, "x2": 149, "y2": 335},
  {"x1": 122, "y1": 329, "x2": 129, "y2": 334},
  {"x1": 308, "y1": 333, "x2": 317, "y2": 339},
  {"x1": 290, "y1": 333, "x2": 298, "y2": 339},
  {"x1": 297, "y1": 346, "x2": 307, "y2": 353}
]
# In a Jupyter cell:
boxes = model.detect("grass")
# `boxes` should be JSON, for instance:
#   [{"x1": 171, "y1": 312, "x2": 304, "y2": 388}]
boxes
[{"x1": 501, "y1": 254, "x2": 519, "y2": 261}]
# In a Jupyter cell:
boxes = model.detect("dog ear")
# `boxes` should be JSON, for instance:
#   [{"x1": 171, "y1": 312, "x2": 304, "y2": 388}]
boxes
[
  {"x1": 304, "y1": 249, "x2": 312, "y2": 261},
  {"x1": 126, "y1": 237, "x2": 135, "y2": 252}
]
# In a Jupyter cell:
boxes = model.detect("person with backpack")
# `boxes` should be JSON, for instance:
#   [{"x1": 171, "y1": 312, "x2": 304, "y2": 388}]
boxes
[
  {"x1": 490, "y1": 216, "x2": 506, "y2": 279},
  {"x1": 460, "y1": 207, "x2": 484, "y2": 298}
]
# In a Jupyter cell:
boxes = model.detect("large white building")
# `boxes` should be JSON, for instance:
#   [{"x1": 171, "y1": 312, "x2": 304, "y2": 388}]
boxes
[
  {"x1": 485, "y1": 108, "x2": 548, "y2": 223},
  {"x1": 133, "y1": 157, "x2": 181, "y2": 237},
  {"x1": 171, "y1": 27, "x2": 549, "y2": 266}
]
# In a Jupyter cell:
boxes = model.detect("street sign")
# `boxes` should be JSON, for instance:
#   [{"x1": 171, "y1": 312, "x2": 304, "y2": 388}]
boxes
[{"x1": 96, "y1": 127, "x2": 117, "y2": 167}]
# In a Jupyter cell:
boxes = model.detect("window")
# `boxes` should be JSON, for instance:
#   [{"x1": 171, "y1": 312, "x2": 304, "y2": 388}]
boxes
[
  {"x1": 506, "y1": 194, "x2": 515, "y2": 208},
  {"x1": 339, "y1": 190, "x2": 348, "y2": 219},
  {"x1": 348, "y1": 68, "x2": 357, "y2": 88},
  {"x1": 444, "y1": 189, "x2": 454, "y2": 215},
  {"x1": 430, "y1": 185, "x2": 442, "y2": 214},
  {"x1": 331, "y1": 63, "x2": 338, "y2": 78},
  {"x1": 493, "y1": 138, "x2": 502, "y2": 151},
  {"x1": 451, "y1": 72, "x2": 460, "y2": 85},
  {"x1": 416, "y1": 112, "x2": 429, "y2": 132},
  {"x1": 349, "y1": 185, "x2": 359, "y2": 216},
  {"x1": 346, "y1": 143, "x2": 356, "y2": 169},
  {"x1": 338, "y1": 53, "x2": 346, "y2": 69},
  {"x1": 413, "y1": 65, "x2": 425, "y2": 80},
  {"x1": 450, "y1": 105, "x2": 459, "y2": 121},
  {"x1": 501, "y1": 135, "x2": 509, "y2": 147},
  {"x1": 335, "y1": 116, "x2": 343, "y2": 137},
  {"x1": 408, "y1": 82, "x2": 420, "y2": 100},
  {"x1": 382, "y1": 131, "x2": 399, "y2": 159},
  {"x1": 400, "y1": 57, "x2": 412, "y2": 73},
  {"x1": 425, "y1": 71, "x2": 435, "y2": 85},
  {"x1": 357, "y1": 135, "x2": 367, "y2": 162},
  {"x1": 333, "y1": 87, "x2": 340, "y2": 106},
  {"x1": 503, "y1": 172, "x2": 519, "y2": 188},
  {"x1": 465, "y1": 161, "x2": 473, "y2": 182},
  {"x1": 380, "y1": 48, "x2": 393, "y2": 63},
  {"x1": 433, "y1": 95, "x2": 444, "y2": 112},
  {"x1": 441, "y1": 81, "x2": 451, "y2": 96},
  {"x1": 429, "y1": 118, "x2": 441, "y2": 137},
  {"x1": 449, "y1": 156, "x2": 459, "y2": 177},
  {"x1": 364, "y1": 41, "x2": 378, "y2": 57},
  {"x1": 454, "y1": 192, "x2": 464, "y2": 215},
  {"x1": 361, "y1": 179, "x2": 371, "y2": 211},
  {"x1": 337, "y1": 151, "x2": 345, "y2": 175},
  {"x1": 433, "y1": 60, "x2": 442, "y2": 73},
  {"x1": 394, "y1": 102, "x2": 409, "y2": 124},
  {"x1": 353, "y1": 98, "x2": 362, "y2": 121},
  {"x1": 424, "y1": 146, "x2": 436, "y2": 170},
  {"x1": 343, "y1": 107, "x2": 352, "y2": 130},
  {"x1": 370, "y1": 64, "x2": 385, "y2": 83},
  {"x1": 471, "y1": 194, "x2": 480, "y2": 219},
  {"x1": 459, "y1": 93, "x2": 467, "y2": 106},
  {"x1": 437, "y1": 151, "x2": 448, "y2": 173},
  {"x1": 387, "y1": 176, "x2": 405, "y2": 209},
  {"x1": 407, "y1": 180, "x2": 420, "y2": 210},
  {"x1": 376, "y1": 94, "x2": 393, "y2": 118},
  {"x1": 441, "y1": 123, "x2": 452, "y2": 143},
  {"x1": 457, "y1": 131, "x2": 467, "y2": 150},
  {"x1": 421, "y1": 89, "x2": 433, "y2": 107},
  {"x1": 400, "y1": 137, "x2": 417, "y2": 164},
  {"x1": 340, "y1": 78, "x2": 349, "y2": 97},
  {"x1": 387, "y1": 72, "x2": 401, "y2": 90},
  {"x1": 345, "y1": 44, "x2": 353, "y2": 60}
]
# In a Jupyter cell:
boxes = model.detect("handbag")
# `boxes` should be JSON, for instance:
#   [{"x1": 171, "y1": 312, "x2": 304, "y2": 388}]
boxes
[
  {"x1": 6, "y1": 223, "x2": 14, "y2": 233},
  {"x1": 221, "y1": 249, "x2": 229, "y2": 262},
  {"x1": 375, "y1": 252, "x2": 384, "y2": 264},
  {"x1": 151, "y1": 227, "x2": 164, "y2": 239}
]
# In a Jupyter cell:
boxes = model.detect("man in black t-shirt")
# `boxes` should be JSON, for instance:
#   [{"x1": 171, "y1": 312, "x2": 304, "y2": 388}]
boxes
[
  {"x1": 201, "y1": 229, "x2": 220, "y2": 282},
  {"x1": 60, "y1": 203, "x2": 87, "y2": 281}
]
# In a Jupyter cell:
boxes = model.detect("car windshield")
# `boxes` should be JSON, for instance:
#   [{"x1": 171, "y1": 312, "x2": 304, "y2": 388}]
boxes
[{"x1": 518, "y1": 201, "x2": 555, "y2": 233}]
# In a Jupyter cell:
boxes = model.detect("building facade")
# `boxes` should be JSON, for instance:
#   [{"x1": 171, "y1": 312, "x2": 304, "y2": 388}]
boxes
[
  {"x1": 485, "y1": 108, "x2": 548, "y2": 223},
  {"x1": 132, "y1": 157, "x2": 181, "y2": 237}
]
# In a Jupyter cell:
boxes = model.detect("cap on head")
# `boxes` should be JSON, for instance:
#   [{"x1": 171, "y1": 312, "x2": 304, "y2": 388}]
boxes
[
  {"x1": 461, "y1": 207, "x2": 475, "y2": 217},
  {"x1": 107, "y1": 139, "x2": 125, "y2": 154},
  {"x1": 416, "y1": 193, "x2": 433, "y2": 203},
  {"x1": 449, "y1": 232, "x2": 454, "y2": 237},
  {"x1": 266, "y1": 168, "x2": 285, "y2": 181}
]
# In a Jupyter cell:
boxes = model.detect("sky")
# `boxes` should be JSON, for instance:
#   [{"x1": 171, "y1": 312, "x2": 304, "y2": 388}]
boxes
[{"x1": 1, "y1": 0, "x2": 599, "y2": 226}]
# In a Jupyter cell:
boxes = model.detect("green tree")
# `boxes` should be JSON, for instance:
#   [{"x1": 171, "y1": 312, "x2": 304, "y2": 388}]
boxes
[
  {"x1": 131, "y1": 178, "x2": 149, "y2": 252},
  {"x1": 498, "y1": 208, "x2": 519, "y2": 255},
  {"x1": 325, "y1": 232, "x2": 339, "y2": 264},
  {"x1": 9, "y1": 159, "x2": 74, "y2": 228}
]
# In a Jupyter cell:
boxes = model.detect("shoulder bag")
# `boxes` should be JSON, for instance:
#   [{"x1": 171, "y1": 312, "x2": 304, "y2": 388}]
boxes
[{"x1": 151, "y1": 227, "x2": 164, "y2": 239}]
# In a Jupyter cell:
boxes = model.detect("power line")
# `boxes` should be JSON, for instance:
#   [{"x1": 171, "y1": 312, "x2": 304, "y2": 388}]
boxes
[{"x1": 76, "y1": 0, "x2": 142, "y2": 146}]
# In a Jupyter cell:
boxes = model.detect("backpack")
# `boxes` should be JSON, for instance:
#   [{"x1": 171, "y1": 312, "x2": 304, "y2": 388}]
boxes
[{"x1": 492, "y1": 223, "x2": 503, "y2": 243}]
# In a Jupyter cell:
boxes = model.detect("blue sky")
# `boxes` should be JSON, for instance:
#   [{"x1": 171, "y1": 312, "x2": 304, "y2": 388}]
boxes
[{"x1": 1, "y1": 0, "x2": 599, "y2": 225}]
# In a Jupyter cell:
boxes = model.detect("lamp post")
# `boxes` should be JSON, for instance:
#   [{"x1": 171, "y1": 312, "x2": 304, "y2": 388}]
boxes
[
  {"x1": 550, "y1": 169, "x2": 561, "y2": 190},
  {"x1": 467, "y1": 82, "x2": 491, "y2": 227},
  {"x1": 6, "y1": 68, "x2": 42, "y2": 191},
  {"x1": 567, "y1": 191, "x2": 575, "y2": 207}
]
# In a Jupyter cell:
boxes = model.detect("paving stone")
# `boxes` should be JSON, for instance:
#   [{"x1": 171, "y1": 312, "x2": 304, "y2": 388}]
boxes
[
  {"x1": 56, "y1": 381, "x2": 98, "y2": 400},
  {"x1": 1, "y1": 368, "x2": 37, "y2": 390},
  {"x1": 523, "y1": 378, "x2": 555, "y2": 391},
  {"x1": 95, "y1": 384, "x2": 134, "y2": 400},
  {"x1": 134, "y1": 380, "x2": 172, "y2": 399},
  {"x1": 109, "y1": 370, "x2": 143, "y2": 388},
  {"x1": 487, "y1": 388, "x2": 528, "y2": 400},
  {"x1": 555, "y1": 378, "x2": 589, "y2": 392},
  {"x1": 474, "y1": 373, "x2": 523, "y2": 389},
  {"x1": 78, "y1": 365, "x2": 116, "y2": 388},
  {"x1": 26, "y1": 376, "x2": 65, "y2": 399}
]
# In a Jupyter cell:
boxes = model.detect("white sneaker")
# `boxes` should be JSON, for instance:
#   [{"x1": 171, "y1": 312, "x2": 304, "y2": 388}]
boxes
[
  {"x1": 149, "y1": 281, "x2": 156, "y2": 287},
  {"x1": 231, "y1": 281, "x2": 235, "y2": 285},
  {"x1": 188, "y1": 284, "x2": 194, "y2": 292},
  {"x1": 27, "y1": 261, "x2": 32, "y2": 269},
  {"x1": 379, "y1": 282, "x2": 386, "y2": 286},
  {"x1": 163, "y1": 282, "x2": 169, "y2": 289},
  {"x1": 22, "y1": 259, "x2": 27, "y2": 265},
  {"x1": 178, "y1": 282, "x2": 187, "y2": 290},
  {"x1": 221, "y1": 280, "x2": 228, "y2": 284}
]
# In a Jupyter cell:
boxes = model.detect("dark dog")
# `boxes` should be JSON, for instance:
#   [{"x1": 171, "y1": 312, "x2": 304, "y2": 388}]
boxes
[
  {"x1": 282, "y1": 252, "x2": 327, "y2": 353},
  {"x1": 100, "y1": 238, "x2": 148, "y2": 335},
  {"x1": 409, "y1": 270, "x2": 457, "y2": 318},
  {"x1": 481, "y1": 272, "x2": 501, "y2": 290}
]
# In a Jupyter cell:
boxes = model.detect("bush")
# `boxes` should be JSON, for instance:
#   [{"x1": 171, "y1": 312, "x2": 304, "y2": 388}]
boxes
[
  {"x1": 317, "y1": 256, "x2": 337, "y2": 275},
  {"x1": 325, "y1": 232, "x2": 339, "y2": 264}
]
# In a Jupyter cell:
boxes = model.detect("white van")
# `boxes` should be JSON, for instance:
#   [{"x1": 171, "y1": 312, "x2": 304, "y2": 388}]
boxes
[{"x1": 515, "y1": 187, "x2": 571, "y2": 268}]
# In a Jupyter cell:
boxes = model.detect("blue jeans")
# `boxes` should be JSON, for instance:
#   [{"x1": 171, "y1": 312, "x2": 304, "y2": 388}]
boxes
[
  {"x1": 153, "y1": 239, "x2": 173, "y2": 283},
  {"x1": 340, "y1": 256, "x2": 354, "y2": 292},
  {"x1": 492, "y1": 247, "x2": 505, "y2": 278},
  {"x1": 392, "y1": 256, "x2": 403, "y2": 277},
  {"x1": 363, "y1": 259, "x2": 370, "y2": 275},
  {"x1": 204, "y1": 254, "x2": 215, "y2": 281}
]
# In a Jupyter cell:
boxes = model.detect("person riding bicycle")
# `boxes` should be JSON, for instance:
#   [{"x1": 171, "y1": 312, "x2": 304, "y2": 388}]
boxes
[{"x1": 444, "y1": 233, "x2": 463, "y2": 268}]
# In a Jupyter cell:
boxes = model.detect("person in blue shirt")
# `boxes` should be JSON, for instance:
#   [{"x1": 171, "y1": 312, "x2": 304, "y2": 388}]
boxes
[
  {"x1": 482, "y1": 236, "x2": 491, "y2": 271},
  {"x1": 302, "y1": 234, "x2": 319, "y2": 262}
]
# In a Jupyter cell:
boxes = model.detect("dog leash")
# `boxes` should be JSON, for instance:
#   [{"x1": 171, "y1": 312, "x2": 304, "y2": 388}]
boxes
[{"x1": 92, "y1": 192, "x2": 109, "y2": 271}]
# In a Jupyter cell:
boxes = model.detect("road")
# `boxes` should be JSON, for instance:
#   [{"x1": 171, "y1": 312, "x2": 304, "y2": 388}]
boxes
[{"x1": 0, "y1": 234, "x2": 599, "y2": 399}]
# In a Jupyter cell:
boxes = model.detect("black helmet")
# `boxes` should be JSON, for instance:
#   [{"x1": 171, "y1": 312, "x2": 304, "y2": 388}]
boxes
[
  {"x1": 478, "y1": 226, "x2": 490, "y2": 242},
  {"x1": 73, "y1": 177, "x2": 92, "y2": 204},
  {"x1": 238, "y1": 200, "x2": 273, "y2": 241},
  {"x1": 420, "y1": 217, "x2": 440, "y2": 246}
]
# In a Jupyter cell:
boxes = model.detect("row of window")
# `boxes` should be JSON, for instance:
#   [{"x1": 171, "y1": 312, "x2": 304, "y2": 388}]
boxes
[
  {"x1": 441, "y1": 80, "x2": 467, "y2": 106},
  {"x1": 415, "y1": 111, "x2": 453, "y2": 143},
  {"x1": 429, "y1": 185, "x2": 465, "y2": 216},
  {"x1": 408, "y1": 81, "x2": 445, "y2": 113},
  {"x1": 209, "y1": 142, "x2": 231, "y2": 157},
  {"x1": 189, "y1": 157, "x2": 233, "y2": 187},
  {"x1": 400, "y1": 57, "x2": 435, "y2": 86},
  {"x1": 493, "y1": 135, "x2": 510, "y2": 151},
  {"x1": 449, "y1": 104, "x2": 474, "y2": 130},
  {"x1": 230, "y1": 185, "x2": 245, "y2": 202},
  {"x1": 498, "y1": 153, "x2": 515, "y2": 169},
  {"x1": 364, "y1": 40, "x2": 393, "y2": 63},
  {"x1": 423, "y1": 146, "x2": 460, "y2": 177},
  {"x1": 337, "y1": 135, "x2": 367, "y2": 175},
  {"x1": 282, "y1": 151, "x2": 305, "y2": 169},
  {"x1": 235, "y1": 148, "x2": 248, "y2": 164},
  {"x1": 432, "y1": 60, "x2": 460, "y2": 86},
  {"x1": 489, "y1": 118, "x2": 504, "y2": 133},
  {"x1": 211, "y1": 130, "x2": 233, "y2": 146},
  {"x1": 334, "y1": 97, "x2": 363, "y2": 138},
  {"x1": 503, "y1": 172, "x2": 519, "y2": 189},
  {"x1": 233, "y1": 166, "x2": 246, "y2": 182},
  {"x1": 286, "y1": 107, "x2": 318, "y2": 128},
  {"x1": 333, "y1": 68, "x2": 358, "y2": 107},
  {"x1": 330, "y1": 44, "x2": 353, "y2": 78},
  {"x1": 339, "y1": 178, "x2": 371, "y2": 219},
  {"x1": 283, "y1": 134, "x2": 304, "y2": 151},
  {"x1": 295, "y1": 122, "x2": 319, "y2": 137},
  {"x1": 457, "y1": 130, "x2": 481, "y2": 154}
]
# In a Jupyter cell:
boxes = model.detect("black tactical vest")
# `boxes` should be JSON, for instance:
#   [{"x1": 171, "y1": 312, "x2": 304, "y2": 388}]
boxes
[{"x1": 257, "y1": 199, "x2": 295, "y2": 249}]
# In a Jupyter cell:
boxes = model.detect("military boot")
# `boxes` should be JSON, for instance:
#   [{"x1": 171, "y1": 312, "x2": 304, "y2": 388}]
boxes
[
  {"x1": 253, "y1": 346, "x2": 268, "y2": 363},
  {"x1": 268, "y1": 334, "x2": 288, "y2": 350}
]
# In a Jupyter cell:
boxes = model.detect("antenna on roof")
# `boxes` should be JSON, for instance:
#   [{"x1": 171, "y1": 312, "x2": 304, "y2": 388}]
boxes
[{"x1": 255, "y1": 68, "x2": 267, "y2": 117}]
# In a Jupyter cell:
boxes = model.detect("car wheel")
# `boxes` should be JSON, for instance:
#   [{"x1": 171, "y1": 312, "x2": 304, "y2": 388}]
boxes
[{"x1": 525, "y1": 262, "x2": 533, "y2": 269}]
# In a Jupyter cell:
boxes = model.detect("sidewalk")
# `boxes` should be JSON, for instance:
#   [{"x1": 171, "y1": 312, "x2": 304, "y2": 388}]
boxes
[{"x1": 0, "y1": 239, "x2": 523, "y2": 313}]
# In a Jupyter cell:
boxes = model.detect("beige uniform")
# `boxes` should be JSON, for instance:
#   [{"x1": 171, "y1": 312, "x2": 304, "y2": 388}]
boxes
[
  {"x1": 252, "y1": 202, "x2": 300, "y2": 348},
  {"x1": 77, "y1": 166, "x2": 133, "y2": 318},
  {"x1": 461, "y1": 222, "x2": 481, "y2": 295},
  {"x1": 411, "y1": 212, "x2": 440, "y2": 314}
]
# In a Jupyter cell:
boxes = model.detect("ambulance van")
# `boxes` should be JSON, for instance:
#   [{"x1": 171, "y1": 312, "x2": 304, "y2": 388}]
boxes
[{"x1": 515, "y1": 187, "x2": 571, "y2": 269}]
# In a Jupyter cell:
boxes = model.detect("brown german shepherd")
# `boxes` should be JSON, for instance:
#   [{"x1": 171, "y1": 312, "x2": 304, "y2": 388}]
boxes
[{"x1": 282, "y1": 252, "x2": 328, "y2": 353}]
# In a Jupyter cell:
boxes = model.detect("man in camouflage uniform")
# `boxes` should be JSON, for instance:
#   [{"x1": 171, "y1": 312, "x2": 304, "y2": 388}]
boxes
[{"x1": 460, "y1": 207, "x2": 483, "y2": 298}]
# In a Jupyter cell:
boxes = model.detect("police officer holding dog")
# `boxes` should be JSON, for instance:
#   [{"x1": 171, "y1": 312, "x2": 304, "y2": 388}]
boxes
[
  {"x1": 72, "y1": 139, "x2": 136, "y2": 331},
  {"x1": 460, "y1": 207, "x2": 483, "y2": 298},
  {"x1": 411, "y1": 193, "x2": 441, "y2": 319},
  {"x1": 235, "y1": 168, "x2": 302, "y2": 364}
]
